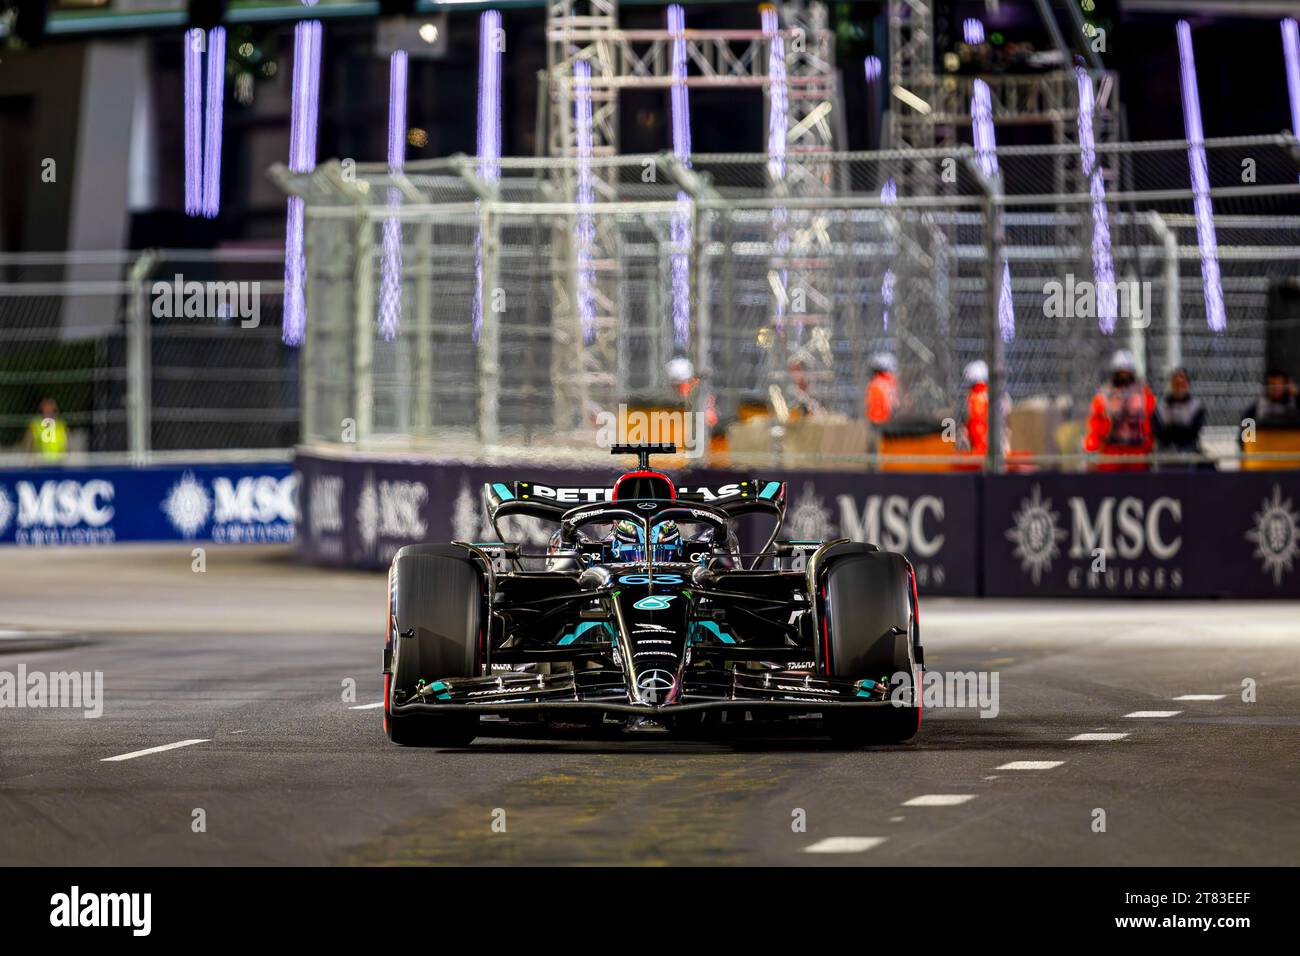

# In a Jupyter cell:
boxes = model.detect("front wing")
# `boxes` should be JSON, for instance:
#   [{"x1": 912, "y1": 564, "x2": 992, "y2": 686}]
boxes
[{"x1": 391, "y1": 667, "x2": 899, "y2": 719}]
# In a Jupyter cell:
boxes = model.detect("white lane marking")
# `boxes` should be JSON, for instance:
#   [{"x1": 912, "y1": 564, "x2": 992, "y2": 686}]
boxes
[
  {"x1": 102, "y1": 739, "x2": 210, "y2": 762},
  {"x1": 1125, "y1": 710, "x2": 1181, "y2": 718},
  {"x1": 902, "y1": 794, "x2": 977, "y2": 807},
  {"x1": 995, "y1": 760, "x2": 1064, "y2": 770},
  {"x1": 1070, "y1": 732, "x2": 1129, "y2": 741},
  {"x1": 1173, "y1": 694, "x2": 1225, "y2": 701},
  {"x1": 349, "y1": 702, "x2": 384, "y2": 710},
  {"x1": 803, "y1": 837, "x2": 887, "y2": 854},
  {"x1": 982, "y1": 775, "x2": 1000, "y2": 780},
  {"x1": 888, "y1": 816, "x2": 905, "y2": 823}
]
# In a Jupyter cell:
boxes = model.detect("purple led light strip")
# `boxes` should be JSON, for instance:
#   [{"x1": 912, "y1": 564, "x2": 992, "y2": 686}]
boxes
[
  {"x1": 763, "y1": 6, "x2": 789, "y2": 329},
  {"x1": 201, "y1": 27, "x2": 226, "y2": 219},
  {"x1": 283, "y1": 18, "x2": 322, "y2": 346},
  {"x1": 971, "y1": 80, "x2": 1015, "y2": 342},
  {"x1": 476, "y1": 10, "x2": 503, "y2": 185},
  {"x1": 184, "y1": 30, "x2": 203, "y2": 217},
  {"x1": 1076, "y1": 68, "x2": 1117, "y2": 335},
  {"x1": 763, "y1": 6, "x2": 787, "y2": 181},
  {"x1": 378, "y1": 50, "x2": 408, "y2": 342},
  {"x1": 473, "y1": 10, "x2": 503, "y2": 342},
  {"x1": 1283, "y1": 20, "x2": 1300, "y2": 154},
  {"x1": 1176, "y1": 21, "x2": 1226, "y2": 333},
  {"x1": 668, "y1": 4, "x2": 691, "y2": 348},
  {"x1": 575, "y1": 59, "x2": 597, "y2": 344},
  {"x1": 881, "y1": 178, "x2": 896, "y2": 330}
]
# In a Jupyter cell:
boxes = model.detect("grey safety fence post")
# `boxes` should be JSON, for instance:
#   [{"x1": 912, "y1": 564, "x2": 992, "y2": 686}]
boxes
[
  {"x1": 352, "y1": 212, "x2": 375, "y2": 447},
  {"x1": 317, "y1": 159, "x2": 377, "y2": 447},
  {"x1": 455, "y1": 156, "x2": 501, "y2": 449},
  {"x1": 967, "y1": 150, "x2": 1007, "y2": 473},
  {"x1": 126, "y1": 250, "x2": 160, "y2": 465},
  {"x1": 1146, "y1": 210, "x2": 1182, "y2": 374},
  {"x1": 384, "y1": 169, "x2": 434, "y2": 438},
  {"x1": 269, "y1": 162, "x2": 315, "y2": 444},
  {"x1": 662, "y1": 154, "x2": 721, "y2": 457}
]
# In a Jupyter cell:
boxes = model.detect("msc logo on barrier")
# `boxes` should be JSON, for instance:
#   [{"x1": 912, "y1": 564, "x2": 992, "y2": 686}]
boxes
[
  {"x1": 1007, "y1": 484, "x2": 1184, "y2": 592},
  {"x1": 787, "y1": 482, "x2": 948, "y2": 586},
  {"x1": 0, "y1": 479, "x2": 115, "y2": 545},
  {"x1": 356, "y1": 473, "x2": 429, "y2": 558},
  {"x1": 162, "y1": 471, "x2": 296, "y2": 542},
  {"x1": 1247, "y1": 484, "x2": 1300, "y2": 586}
]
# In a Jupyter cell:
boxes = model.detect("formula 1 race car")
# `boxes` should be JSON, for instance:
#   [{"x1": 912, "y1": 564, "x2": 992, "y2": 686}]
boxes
[{"x1": 382, "y1": 445, "x2": 923, "y2": 747}]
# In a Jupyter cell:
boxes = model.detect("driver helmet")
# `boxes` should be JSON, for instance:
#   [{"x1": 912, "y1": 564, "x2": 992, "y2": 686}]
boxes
[
  {"x1": 612, "y1": 519, "x2": 645, "y2": 562},
  {"x1": 651, "y1": 520, "x2": 681, "y2": 562}
]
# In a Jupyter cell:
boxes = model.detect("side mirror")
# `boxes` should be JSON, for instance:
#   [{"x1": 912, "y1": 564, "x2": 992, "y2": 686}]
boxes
[{"x1": 578, "y1": 566, "x2": 612, "y2": 590}]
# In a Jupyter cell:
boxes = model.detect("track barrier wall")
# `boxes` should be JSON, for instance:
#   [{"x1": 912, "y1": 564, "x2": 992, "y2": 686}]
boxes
[
  {"x1": 0, "y1": 463, "x2": 294, "y2": 547},
  {"x1": 293, "y1": 450, "x2": 1300, "y2": 599},
  {"x1": 1, "y1": 454, "x2": 1293, "y2": 598}
]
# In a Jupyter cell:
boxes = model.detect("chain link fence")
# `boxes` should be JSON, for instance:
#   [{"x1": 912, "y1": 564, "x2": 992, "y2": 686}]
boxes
[
  {"x1": 283, "y1": 135, "x2": 1300, "y2": 469},
  {"x1": 7, "y1": 136, "x2": 1295, "y2": 469},
  {"x1": 0, "y1": 249, "x2": 295, "y2": 464}
]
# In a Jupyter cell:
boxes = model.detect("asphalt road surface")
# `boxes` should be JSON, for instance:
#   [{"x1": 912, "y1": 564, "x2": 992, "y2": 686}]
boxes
[{"x1": 1, "y1": 545, "x2": 1297, "y2": 866}]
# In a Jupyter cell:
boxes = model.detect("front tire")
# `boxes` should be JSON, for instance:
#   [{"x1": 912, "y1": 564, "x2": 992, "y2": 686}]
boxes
[
  {"x1": 817, "y1": 545, "x2": 920, "y2": 745},
  {"x1": 385, "y1": 544, "x2": 485, "y2": 747}
]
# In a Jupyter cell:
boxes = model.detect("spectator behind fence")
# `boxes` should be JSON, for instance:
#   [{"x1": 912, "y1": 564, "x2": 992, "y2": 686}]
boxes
[
  {"x1": 1083, "y1": 350, "x2": 1156, "y2": 471},
  {"x1": 787, "y1": 349, "x2": 825, "y2": 419},
  {"x1": 864, "y1": 352, "x2": 900, "y2": 459},
  {"x1": 21, "y1": 396, "x2": 68, "y2": 461},
  {"x1": 865, "y1": 352, "x2": 899, "y2": 426},
  {"x1": 1154, "y1": 367, "x2": 1206, "y2": 466},
  {"x1": 958, "y1": 360, "x2": 1011, "y2": 459},
  {"x1": 1242, "y1": 368, "x2": 1300, "y2": 434},
  {"x1": 961, "y1": 360, "x2": 991, "y2": 456}
]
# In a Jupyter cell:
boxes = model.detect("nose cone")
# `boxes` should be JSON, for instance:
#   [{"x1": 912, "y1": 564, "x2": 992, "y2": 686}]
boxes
[
  {"x1": 633, "y1": 667, "x2": 679, "y2": 705},
  {"x1": 612, "y1": 578, "x2": 690, "y2": 706}
]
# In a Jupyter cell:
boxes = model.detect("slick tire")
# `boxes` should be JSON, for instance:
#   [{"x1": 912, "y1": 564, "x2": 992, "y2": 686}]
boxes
[
  {"x1": 816, "y1": 545, "x2": 920, "y2": 746},
  {"x1": 385, "y1": 544, "x2": 484, "y2": 748}
]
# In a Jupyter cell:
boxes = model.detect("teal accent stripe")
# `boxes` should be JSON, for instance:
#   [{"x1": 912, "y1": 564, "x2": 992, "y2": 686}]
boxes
[
  {"x1": 759, "y1": 481, "x2": 780, "y2": 499},
  {"x1": 558, "y1": 621, "x2": 610, "y2": 646},
  {"x1": 492, "y1": 482, "x2": 515, "y2": 501},
  {"x1": 693, "y1": 620, "x2": 736, "y2": 645}
]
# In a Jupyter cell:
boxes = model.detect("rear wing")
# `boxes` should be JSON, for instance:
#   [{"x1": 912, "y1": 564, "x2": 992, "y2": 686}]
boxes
[
  {"x1": 676, "y1": 479, "x2": 786, "y2": 518},
  {"x1": 482, "y1": 478, "x2": 786, "y2": 523}
]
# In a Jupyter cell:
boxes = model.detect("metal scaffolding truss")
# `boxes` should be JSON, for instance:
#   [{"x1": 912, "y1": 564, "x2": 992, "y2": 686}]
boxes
[
  {"x1": 883, "y1": 0, "x2": 1123, "y2": 411},
  {"x1": 544, "y1": 1, "x2": 838, "y2": 158},
  {"x1": 543, "y1": 1, "x2": 842, "y2": 433},
  {"x1": 887, "y1": 0, "x2": 936, "y2": 155},
  {"x1": 885, "y1": 1, "x2": 1121, "y2": 157}
]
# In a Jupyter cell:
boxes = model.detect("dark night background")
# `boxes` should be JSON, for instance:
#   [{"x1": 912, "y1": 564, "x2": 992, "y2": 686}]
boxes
[{"x1": 3, "y1": 0, "x2": 1300, "y2": 253}]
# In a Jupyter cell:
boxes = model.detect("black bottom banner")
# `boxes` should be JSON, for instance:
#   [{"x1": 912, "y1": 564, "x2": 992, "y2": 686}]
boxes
[{"x1": 1, "y1": 866, "x2": 1288, "y2": 941}]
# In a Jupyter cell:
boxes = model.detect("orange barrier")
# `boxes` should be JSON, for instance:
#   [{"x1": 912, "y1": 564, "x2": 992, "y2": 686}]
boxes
[{"x1": 1242, "y1": 428, "x2": 1300, "y2": 471}]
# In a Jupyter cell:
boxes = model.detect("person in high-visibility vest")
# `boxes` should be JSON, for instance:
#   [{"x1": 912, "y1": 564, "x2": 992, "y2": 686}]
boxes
[
  {"x1": 864, "y1": 353, "x2": 899, "y2": 426},
  {"x1": 958, "y1": 360, "x2": 1011, "y2": 460},
  {"x1": 863, "y1": 353, "x2": 899, "y2": 464},
  {"x1": 961, "y1": 360, "x2": 991, "y2": 456},
  {"x1": 1083, "y1": 350, "x2": 1156, "y2": 471},
  {"x1": 25, "y1": 397, "x2": 69, "y2": 461}
]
